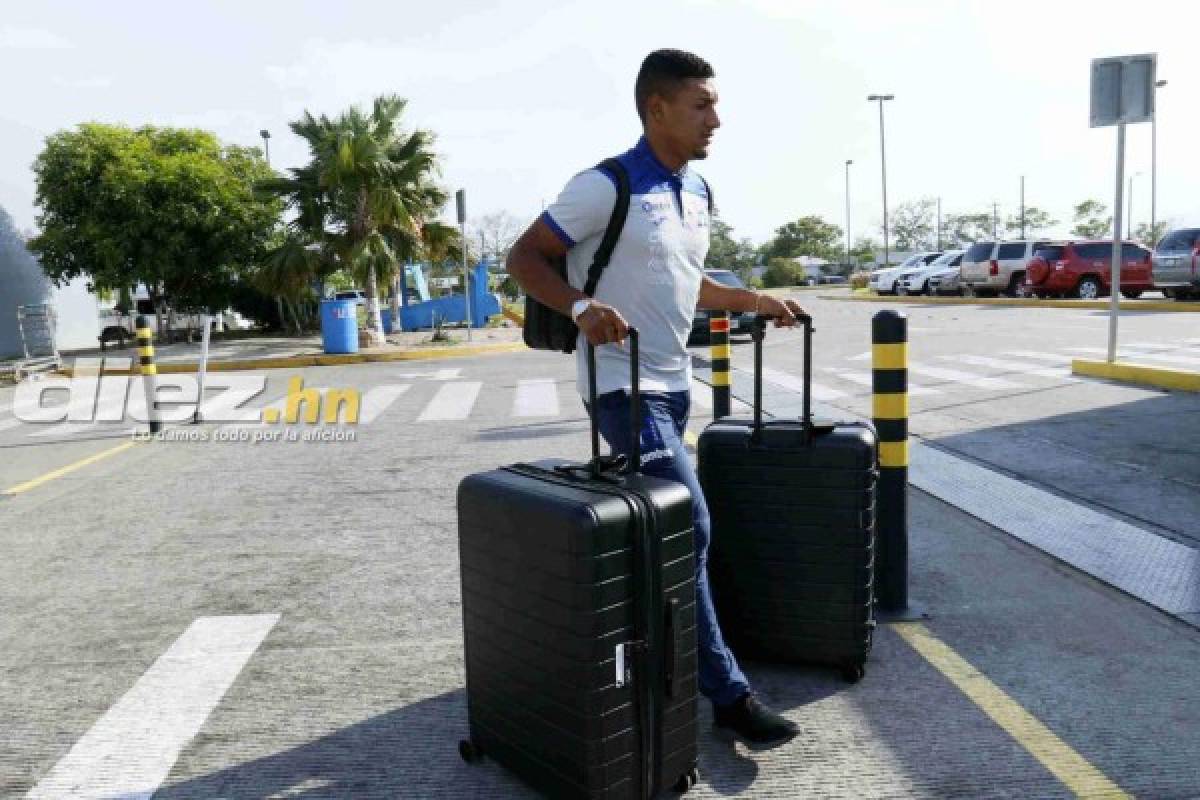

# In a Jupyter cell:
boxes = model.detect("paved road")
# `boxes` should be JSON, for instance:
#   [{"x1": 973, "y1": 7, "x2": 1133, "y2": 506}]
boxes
[{"x1": 2, "y1": 301, "x2": 1199, "y2": 797}]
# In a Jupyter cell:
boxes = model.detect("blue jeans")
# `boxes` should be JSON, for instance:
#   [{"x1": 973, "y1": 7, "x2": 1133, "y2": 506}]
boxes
[{"x1": 590, "y1": 389, "x2": 750, "y2": 707}]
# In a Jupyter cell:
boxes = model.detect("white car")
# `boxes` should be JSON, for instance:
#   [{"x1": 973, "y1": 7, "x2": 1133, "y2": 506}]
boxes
[
  {"x1": 868, "y1": 252, "x2": 943, "y2": 294},
  {"x1": 898, "y1": 250, "x2": 964, "y2": 295}
]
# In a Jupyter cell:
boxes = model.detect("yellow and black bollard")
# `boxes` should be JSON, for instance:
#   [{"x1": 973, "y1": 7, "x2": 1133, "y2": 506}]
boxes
[
  {"x1": 135, "y1": 315, "x2": 161, "y2": 434},
  {"x1": 709, "y1": 311, "x2": 731, "y2": 418},
  {"x1": 872, "y1": 310, "x2": 909, "y2": 613}
]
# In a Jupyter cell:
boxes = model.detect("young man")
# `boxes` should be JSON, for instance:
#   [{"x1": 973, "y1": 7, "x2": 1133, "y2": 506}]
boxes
[{"x1": 507, "y1": 49, "x2": 805, "y2": 745}]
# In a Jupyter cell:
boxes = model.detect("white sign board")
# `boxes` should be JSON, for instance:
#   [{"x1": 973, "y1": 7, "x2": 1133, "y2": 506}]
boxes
[{"x1": 1090, "y1": 54, "x2": 1156, "y2": 127}]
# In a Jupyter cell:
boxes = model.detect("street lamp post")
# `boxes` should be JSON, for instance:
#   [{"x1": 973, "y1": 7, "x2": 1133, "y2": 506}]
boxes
[
  {"x1": 259, "y1": 129, "x2": 271, "y2": 166},
  {"x1": 844, "y1": 159, "x2": 853, "y2": 266},
  {"x1": 1152, "y1": 79, "x2": 1166, "y2": 244},
  {"x1": 1128, "y1": 172, "x2": 1141, "y2": 239},
  {"x1": 867, "y1": 94, "x2": 894, "y2": 266}
]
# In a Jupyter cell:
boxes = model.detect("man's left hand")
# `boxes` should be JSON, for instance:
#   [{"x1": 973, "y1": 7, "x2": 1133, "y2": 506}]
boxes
[{"x1": 756, "y1": 294, "x2": 808, "y2": 327}]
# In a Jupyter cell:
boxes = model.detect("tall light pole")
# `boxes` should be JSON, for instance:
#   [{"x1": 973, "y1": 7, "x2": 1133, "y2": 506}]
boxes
[
  {"x1": 867, "y1": 94, "x2": 894, "y2": 266},
  {"x1": 992, "y1": 202, "x2": 999, "y2": 239},
  {"x1": 1128, "y1": 171, "x2": 1141, "y2": 239},
  {"x1": 936, "y1": 196, "x2": 942, "y2": 251},
  {"x1": 1020, "y1": 175, "x2": 1026, "y2": 239},
  {"x1": 1152, "y1": 79, "x2": 1167, "y2": 244},
  {"x1": 259, "y1": 129, "x2": 271, "y2": 166},
  {"x1": 844, "y1": 159, "x2": 853, "y2": 266}
]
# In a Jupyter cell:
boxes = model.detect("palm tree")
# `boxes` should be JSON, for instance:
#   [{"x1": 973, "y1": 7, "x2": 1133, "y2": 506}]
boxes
[{"x1": 260, "y1": 94, "x2": 447, "y2": 345}]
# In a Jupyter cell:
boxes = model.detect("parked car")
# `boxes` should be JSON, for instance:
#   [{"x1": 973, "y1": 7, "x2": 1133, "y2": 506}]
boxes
[
  {"x1": 820, "y1": 275, "x2": 848, "y2": 285},
  {"x1": 898, "y1": 250, "x2": 964, "y2": 295},
  {"x1": 1151, "y1": 227, "x2": 1200, "y2": 300},
  {"x1": 869, "y1": 252, "x2": 942, "y2": 294},
  {"x1": 928, "y1": 265, "x2": 964, "y2": 296},
  {"x1": 690, "y1": 269, "x2": 756, "y2": 343},
  {"x1": 959, "y1": 240, "x2": 1051, "y2": 297},
  {"x1": 333, "y1": 289, "x2": 367, "y2": 305},
  {"x1": 1024, "y1": 241, "x2": 1153, "y2": 299}
]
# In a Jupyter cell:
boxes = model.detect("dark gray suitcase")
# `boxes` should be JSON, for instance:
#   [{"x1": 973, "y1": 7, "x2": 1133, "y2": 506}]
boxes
[
  {"x1": 698, "y1": 316, "x2": 878, "y2": 682},
  {"x1": 457, "y1": 331, "x2": 701, "y2": 798}
]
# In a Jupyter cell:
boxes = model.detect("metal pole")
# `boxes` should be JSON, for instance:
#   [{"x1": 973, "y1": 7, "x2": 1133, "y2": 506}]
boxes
[
  {"x1": 1127, "y1": 174, "x2": 1135, "y2": 239},
  {"x1": 1020, "y1": 176, "x2": 1026, "y2": 239},
  {"x1": 462, "y1": 221, "x2": 472, "y2": 341},
  {"x1": 845, "y1": 160, "x2": 852, "y2": 267},
  {"x1": 936, "y1": 197, "x2": 942, "y2": 251},
  {"x1": 710, "y1": 311, "x2": 731, "y2": 418},
  {"x1": 873, "y1": 310, "x2": 911, "y2": 615},
  {"x1": 193, "y1": 314, "x2": 211, "y2": 424},
  {"x1": 1108, "y1": 123, "x2": 1126, "y2": 363},
  {"x1": 879, "y1": 102, "x2": 889, "y2": 267},
  {"x1": 1151, "y1": 113, "x2": 1157, "y2": 242}
]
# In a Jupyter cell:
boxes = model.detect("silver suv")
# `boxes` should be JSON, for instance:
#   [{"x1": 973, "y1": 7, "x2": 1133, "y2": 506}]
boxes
[
  {"x1": 960, "y1": 240, "x2": 1051, "y2": 297},
  {"x1": 1151, "y1": 228, "x2": 1200, "y2": 300}
]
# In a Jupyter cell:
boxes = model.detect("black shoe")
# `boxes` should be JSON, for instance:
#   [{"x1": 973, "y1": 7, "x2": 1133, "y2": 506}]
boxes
[{"x1": 713, "y1": 693, "x2": 799, "y2": 745}]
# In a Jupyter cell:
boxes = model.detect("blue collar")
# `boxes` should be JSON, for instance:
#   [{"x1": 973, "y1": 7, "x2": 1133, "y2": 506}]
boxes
[{"x1": 634, "y1": 136, "x2": 686, "y2": 182}]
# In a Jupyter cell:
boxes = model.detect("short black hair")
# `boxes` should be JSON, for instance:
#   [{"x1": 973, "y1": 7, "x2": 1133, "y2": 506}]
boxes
[{"x1": 634, "y1": 49, "x2": 714, "y2": 123}]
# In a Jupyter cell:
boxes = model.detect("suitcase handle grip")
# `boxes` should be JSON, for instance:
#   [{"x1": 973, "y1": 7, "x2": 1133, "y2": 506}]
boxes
[
  {"x1": 585, "y1": 328, "x2": 640, "y2": 478},
  {"x1": 751, "y1": 313, "x2": 812, "y2": 441},
  {"x1": 664, "y1": 597, "x2": 681, "y2": 698}
]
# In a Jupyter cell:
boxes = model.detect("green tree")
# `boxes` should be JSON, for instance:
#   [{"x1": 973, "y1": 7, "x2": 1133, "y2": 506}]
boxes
[
  {"x1": 260, "y1": 95, "x2": 448, "y2": 345},
  {"x1": 764, "y1": 216, "x2": 842, "y2": 261},
  {"x1": 849, "y1": 236, "x2": 878, "y2": 266},
  {"x1": 761, "y1": 257, "x2": 803, "y2": 288},
  {"x1": 29, "y1": 123, "x2": 280, "y2": 337},
  {"x1": 1004, "y1": 207, "x2": 1059, "y2": 238},
  {"x1": 888, "y1": 198, "x2": 936, "y2": 251},
  {"x1": 940, "y1": 213, "x2": 993, "y2": 248},
  {"x1": 1133, "y1": 220, "x2": 1170, "y2": 246},
  {"x1": 1071, "y1": 199, "x2": 1112, "y2": 239},
  {"x1": 705, "y1": 215, "x2": 757, "y2": 273}
]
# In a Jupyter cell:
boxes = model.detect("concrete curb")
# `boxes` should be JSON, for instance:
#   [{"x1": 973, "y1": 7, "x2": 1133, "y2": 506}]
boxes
[
  {"x1": 58, "y1": 341, "x2": 528, "y2": 376},
  {"x1": 1072, "y1": 359, "x2": 1200, "y2": 393},
  {"x1": 823, "y1": 294, "x2": 1200, "y2": 312}
]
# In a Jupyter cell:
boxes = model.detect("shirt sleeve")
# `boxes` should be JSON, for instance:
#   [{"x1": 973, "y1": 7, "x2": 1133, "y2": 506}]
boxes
[{"x1": 540, "y1": 168, "x2": 617, "y2": 249}]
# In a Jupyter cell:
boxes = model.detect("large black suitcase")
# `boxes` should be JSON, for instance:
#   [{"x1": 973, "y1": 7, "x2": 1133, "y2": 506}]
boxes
[
  {"x1": 457, "y1": 331, "x2": 701, "y2": 798},
  {"x1": 698, "y1": 316, "x2": 878, "y2": 683}
]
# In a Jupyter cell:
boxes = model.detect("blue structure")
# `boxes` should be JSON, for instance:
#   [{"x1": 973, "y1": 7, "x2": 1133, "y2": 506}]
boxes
[{"x1": 397, "y1": 261, "x2": 502, "y2": 331}]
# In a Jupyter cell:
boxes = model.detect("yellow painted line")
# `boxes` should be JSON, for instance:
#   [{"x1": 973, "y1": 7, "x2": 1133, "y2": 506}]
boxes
[
  {"x1": 894, "y1": 623, "x2": 1129, "y2": 799},
  {"x1": 878, "y1": 440, "x2": 908, "y2": 468},
  {"x1": 873, "y1": 392, "x2": 908, "y2": 420},
  {"x1": 1072, "y1": 359, "x2": 1200, "y2": 393},
  {"x1": 2, "y1": 441, "x2": 140, "y2": 496},
  {"x1": 871, "y1": 342, "x2": 907, "y2": 370}
]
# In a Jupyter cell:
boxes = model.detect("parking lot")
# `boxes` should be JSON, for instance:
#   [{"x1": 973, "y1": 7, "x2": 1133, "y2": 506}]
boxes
[{"x1": 2, "y1": 297, "x2": 1199, "y2": 797}]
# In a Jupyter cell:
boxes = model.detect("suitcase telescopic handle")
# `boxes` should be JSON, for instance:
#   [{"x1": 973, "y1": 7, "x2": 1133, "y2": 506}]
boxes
[
  {"x1": 752, "y1": 313, "x2": 813, "y2": 441},
  {"x1": 585, "y1": 328, "x2": 641, "y2": 479},
  {"x1": 664, "y1": 597, "x2": 682, "y2": 698}
]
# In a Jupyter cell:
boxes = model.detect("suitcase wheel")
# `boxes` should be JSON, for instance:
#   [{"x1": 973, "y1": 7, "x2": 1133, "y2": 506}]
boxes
[
  {"x1": 841, "y1": 663, "x2": 865, "y2": 684},
  {"x1": 673, "y1": 767, "x2": 700, "y2": 794},
  {"x1": 458, "y1": 739, "x2": 484, "y2": 764}
]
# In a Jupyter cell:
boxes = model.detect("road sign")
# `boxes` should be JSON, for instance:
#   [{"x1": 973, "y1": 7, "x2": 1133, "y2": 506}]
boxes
[{"x1": 1090, "y1": 54, "x2": 1156, "y2": 128}]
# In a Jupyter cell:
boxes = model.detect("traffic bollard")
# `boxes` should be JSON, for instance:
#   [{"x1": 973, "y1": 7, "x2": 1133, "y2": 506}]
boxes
[
  {"x1": 872, "y1": 310, "x2": 910, "y2": 613},
  {"x1": 710, "y1": 311, "x2": 731, "y2": 418},
  {"x1": 136, "y1": 315, "x2": 161, "y2": 434}
]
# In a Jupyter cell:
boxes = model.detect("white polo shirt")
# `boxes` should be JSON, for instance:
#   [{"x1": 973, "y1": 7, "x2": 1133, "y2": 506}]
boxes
[{"x1": 541, "y1": 136, "x2": 712, "y2": 397}]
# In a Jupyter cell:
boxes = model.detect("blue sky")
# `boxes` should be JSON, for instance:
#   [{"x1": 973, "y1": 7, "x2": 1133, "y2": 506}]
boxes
[{"x1": 0, "y1": 0, "x2": 1194, "y2": 246}]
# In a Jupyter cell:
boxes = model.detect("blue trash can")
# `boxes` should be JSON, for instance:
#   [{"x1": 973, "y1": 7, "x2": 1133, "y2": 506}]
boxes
[{"x1": 320, "y1": 299, "x2": 359, "y2": 354}]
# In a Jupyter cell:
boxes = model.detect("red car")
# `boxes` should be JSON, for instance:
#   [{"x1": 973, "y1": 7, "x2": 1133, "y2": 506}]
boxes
[{"x1": 1024, "y1": 240, "x2": 1154, "y2": 299}]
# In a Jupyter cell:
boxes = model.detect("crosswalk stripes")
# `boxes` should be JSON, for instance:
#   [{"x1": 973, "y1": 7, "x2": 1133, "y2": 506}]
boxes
[
  {"x1": 417, "y1": 382, "x2": 483, "y2": 422},
  {"x1": 909, "y1": 362, "x2": 1027, "y2": 390},
  {"x1": 1002, "y1": 351, "x2": 1074, "y2": 364},
  {"x1": 762, "y1": 367, "x2": 847, "y2": 401},
  {"x1": 359, "y1": 385, "x2": 411, "y2": 424},
  {"x1": 942, "y1": 355, "x2": 1079, "y2": 382},
  {"x1": 512, "y1": 379, "x2": 559, "y2": 418},
  {"x1": 819, "y1": 367, "x2": 942, "y2": 397}
]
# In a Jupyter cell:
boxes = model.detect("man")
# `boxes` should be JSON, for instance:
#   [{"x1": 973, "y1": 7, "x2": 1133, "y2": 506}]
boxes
[{"x1": 507, "y1": 49, "x2": 804, "y2": 746}]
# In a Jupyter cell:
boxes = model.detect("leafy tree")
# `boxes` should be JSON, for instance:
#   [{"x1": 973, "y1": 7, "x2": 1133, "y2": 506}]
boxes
[
  {"x1": 1133, "y1": 220, "x2": 1170, "y2": 246},
  {"x1": 472, "y1": 211, "x2": 523, "y2": 267},
  {"x1": 260, "y1": 95, "x2": 448, "y2": 345},
  {"x1": 940, "y1": 213, "x2": 993, "y2": 248},
  {"x1": 887, "y1": 198, "x2": 936, "y2": 251},
  {"x1": 28, "y1": 123, "x2": 280, "y2": 337},
  {"x1": 764, "y1": 216, "x2": 842, "y2": 261},
  {"x1": 1004, "y1": 207, "x2": 1059, "y2": 238},
  {"x1": 705, "y1": 216, "x2": 757, "y2": 273},
  {"x1": 1071, "y1": 199, "x2": 1112, "y2": 239},
  {"x1": 762, "y1": 257, "x2": 803, "y2": 288}
]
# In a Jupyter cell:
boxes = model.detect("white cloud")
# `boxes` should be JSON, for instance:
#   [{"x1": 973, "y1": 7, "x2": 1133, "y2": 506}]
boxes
[
  {"x1": 52, "y1": 76, "x2": 113, "y2": 90},
  {"x1": 0, "y1": 26, "x2": 71, "y2": 50}
]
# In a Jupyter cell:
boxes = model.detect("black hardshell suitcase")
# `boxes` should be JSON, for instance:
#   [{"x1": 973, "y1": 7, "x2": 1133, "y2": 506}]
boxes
[
  {"x1": 697, "y1": 316, "x2": 879, "y2": 682},
  {"x1": 457, "y1": 331, "x2": 701, "y2": 798}
]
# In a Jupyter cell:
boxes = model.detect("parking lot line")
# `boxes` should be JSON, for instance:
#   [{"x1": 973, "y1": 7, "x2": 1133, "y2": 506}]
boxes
[
  {"x1": 1, "y1": 440, "x2": 139, "y2": 496},
  {"x1": 893, "y1": 622, "x2": 1129, "y2": 799},
  {"x1": 26, "y1": 614, "x2": 279, "y2": 800}
]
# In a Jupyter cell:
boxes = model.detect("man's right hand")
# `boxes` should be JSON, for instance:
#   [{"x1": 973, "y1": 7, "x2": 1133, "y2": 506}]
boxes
[{"x1": 577, "y1": 301, "x2": 630, "y2": 346}]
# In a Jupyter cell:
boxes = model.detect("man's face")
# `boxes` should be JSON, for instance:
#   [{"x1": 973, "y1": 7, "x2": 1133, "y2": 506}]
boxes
[{"x1": 652, "y1": 78, "x2": 720, "y2": 160}]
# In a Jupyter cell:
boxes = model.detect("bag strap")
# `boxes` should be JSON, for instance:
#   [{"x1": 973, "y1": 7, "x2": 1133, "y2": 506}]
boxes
[
  {"x1": 581, "y1": 158, "x2": 631, "y2": 297},
  {"x1": 698, "y1": 173, "x2": 714, "y2": 216}
]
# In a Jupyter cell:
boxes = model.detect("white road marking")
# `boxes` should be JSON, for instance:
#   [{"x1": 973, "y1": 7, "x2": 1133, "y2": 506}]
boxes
[
  {"x1": 391, "y1": 368, "x2": 461, "y2": 381},
  {"x1": 26, "y1": 614, "x2": 279, "y2": 800},
  {"x1": 909, "y1": 362, "x2": 1027, "y2": 390},
  {"x1": 942, "y1": 355, "x2": 1078, "y2": 381},
  {"x1": 512, "y1": 379, "x2": 560, "y2": 418},
  {"x1": 690, "y1": 379, "x2": 712, "y2": 410},
  {"x1": 1002, "y1": 351, "x2": 1075, "y2": 364},
  {"x1": 849, "y1": 351, "x2": 872, "y2": 361},
  {"x1": 358, "y1": 385, "x2": 411, "y2": 424},
  {"x1": 761, "y1": 367, "x2": 847, "y2": 401},
  {"x1": 820, "y1": 368, "x2": 941, "y2": 396},
  {"x1": 417, "y1": 382, "x2": 483, "y2": 422}
]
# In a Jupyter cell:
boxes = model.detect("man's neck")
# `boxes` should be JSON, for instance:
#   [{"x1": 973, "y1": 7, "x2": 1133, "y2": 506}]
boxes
[{"x1": 643, "y1": 132, "x2": 687, "y2": 174}]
